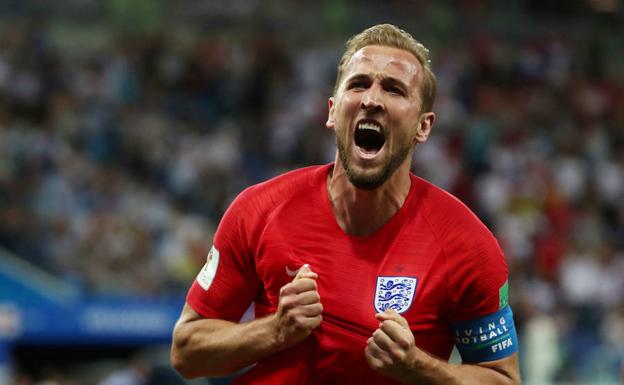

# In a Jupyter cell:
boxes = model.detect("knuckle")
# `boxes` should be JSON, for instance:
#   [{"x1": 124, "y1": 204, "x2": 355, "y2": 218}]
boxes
[
  {"x1": 381, "y1": 320, "x2": 398, "y2": 333},
  {"x1": 281, "y1": 297, "x2": 297, "y2": 310},
  {"x1": 389, "y1": 347, "x2": 404, "y2": 360},
  {"x1": 306, "y1": 280, "x2": 318, "y2": 292},
  {"x1": 279, "y1": 285, "x2": 291, "y2": 297},
  {"x1": 293, "y1": 315, "x2": 306, "y2": 328},
  {"x1": 397, "y1": 338, "x2": 410, "y2": 349}
]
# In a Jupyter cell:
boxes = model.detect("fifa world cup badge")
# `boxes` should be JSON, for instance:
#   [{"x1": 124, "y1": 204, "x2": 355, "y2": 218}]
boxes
[{"x1": 197, "y1": 246, "x2": 220, "y2": 290}]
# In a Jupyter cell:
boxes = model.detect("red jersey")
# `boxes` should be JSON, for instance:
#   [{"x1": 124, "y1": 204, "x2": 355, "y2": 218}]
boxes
[{"x1": 187, "y1": 164, "x2": 511, "y2": 385}]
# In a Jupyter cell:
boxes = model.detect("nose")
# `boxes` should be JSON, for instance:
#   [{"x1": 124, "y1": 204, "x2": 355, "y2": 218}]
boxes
[{"x1": 361, "y1": 85, "x2": 384, "y2": 112}]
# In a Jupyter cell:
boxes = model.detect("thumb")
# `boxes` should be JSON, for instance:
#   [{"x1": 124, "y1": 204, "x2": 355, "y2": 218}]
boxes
[
  {"x1": 294, "y1": 264, "x2": 317, "y2": 281},
  {"x1": 376, "y1": 309, "x2": 409, "y2": 328}
]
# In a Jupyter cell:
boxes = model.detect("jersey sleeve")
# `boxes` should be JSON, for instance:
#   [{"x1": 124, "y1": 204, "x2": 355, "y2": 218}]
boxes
[
  {"x1": 186, "y1": 189, "x2": 263, "y2": 322},
  {"x1": 443, "y1": 207, "x2": 518, "y2": 362}
]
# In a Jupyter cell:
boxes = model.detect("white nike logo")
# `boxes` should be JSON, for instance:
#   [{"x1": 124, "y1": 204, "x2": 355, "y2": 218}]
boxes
[
  {"x1": 285, "y1": 266, "x2": 299, "y2": 277},
  {"x1": 285, "y1": 263, "x2": 310, "y2": 277}
]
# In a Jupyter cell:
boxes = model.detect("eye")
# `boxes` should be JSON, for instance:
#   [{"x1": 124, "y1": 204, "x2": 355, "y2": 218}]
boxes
[
  {"x1": 347, "y1": 80, "x2": 368, "y2": 90},
  {"x1": 385, "y1": 85, "x2": 405, "y2": 96}
]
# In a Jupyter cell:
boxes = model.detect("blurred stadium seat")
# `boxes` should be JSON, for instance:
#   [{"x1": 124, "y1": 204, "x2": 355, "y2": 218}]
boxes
[{"x1": 0, "y1": 1, "x2": 623, "y2": 384}]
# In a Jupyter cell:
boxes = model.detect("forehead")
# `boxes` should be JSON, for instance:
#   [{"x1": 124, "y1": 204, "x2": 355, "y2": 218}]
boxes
[{"x1": 343, "y1": 45, "x2": 423, "y2": 85}]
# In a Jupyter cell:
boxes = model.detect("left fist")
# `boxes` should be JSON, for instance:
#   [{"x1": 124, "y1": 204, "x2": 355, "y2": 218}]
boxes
[{"x1": 365, "y1": 309, "x2": 420, "y2": 380}]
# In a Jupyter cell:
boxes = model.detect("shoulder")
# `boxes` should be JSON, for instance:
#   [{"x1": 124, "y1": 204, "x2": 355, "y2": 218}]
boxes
[
  {"x1": 214, "y1": 164, "x2": 329, "y2": 254},
  {"x1": 235, "y1": 165, "x2": 329, "y2": 210},
  {"x1": 233, "y1": 164, "x2": 329, "y2": 216},
  {"x1": 411, "y1": 174, "x2": 507, "y2": 275},
  {"x1": 410, "y1": 177, "x2": 509, "y2": 319},
  {"x1": 411, "y1": 175, "x2": 489, "y2": 237}
]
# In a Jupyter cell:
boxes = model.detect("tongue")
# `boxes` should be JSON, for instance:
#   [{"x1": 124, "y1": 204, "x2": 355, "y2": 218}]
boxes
[
  {"x1": 360, "y1": 145, "x2": 379, "y2": 153},
  {"x1": 356, "y1": 145, "x2": 379, "y2": 159}
]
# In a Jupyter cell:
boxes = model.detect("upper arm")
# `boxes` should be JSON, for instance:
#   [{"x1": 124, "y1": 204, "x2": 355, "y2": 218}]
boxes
[
  {"x1": 442, "y1": 205, "x2": 518, "y2": 364},
  {"x1": 186, "y1": 191, "x2": 263, "y2": 321}
]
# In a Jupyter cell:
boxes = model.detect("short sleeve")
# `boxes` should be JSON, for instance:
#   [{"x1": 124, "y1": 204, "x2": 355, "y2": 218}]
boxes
[
  {"x1": 444, "y1": 216, "x2": 518, "y2": 362},
  {"x1": 186, "y1": 190, "x2": 263, "y2": 322},
  {"x1": 446, "y1": 227, "x2": 509, "y2": 321}
]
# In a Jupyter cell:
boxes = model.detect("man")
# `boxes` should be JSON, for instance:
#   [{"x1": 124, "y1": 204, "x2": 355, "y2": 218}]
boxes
[{"x1": 171, "y1": 24, "x2": 521, "y2": 385}]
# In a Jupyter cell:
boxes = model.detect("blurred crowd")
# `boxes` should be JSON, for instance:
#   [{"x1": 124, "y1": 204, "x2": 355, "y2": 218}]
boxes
[{"x1": 1, "y1": 1, "x2": 623, "y2": 383}]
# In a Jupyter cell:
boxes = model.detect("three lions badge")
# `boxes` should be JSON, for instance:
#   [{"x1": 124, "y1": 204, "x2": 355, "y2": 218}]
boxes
[{"x1": 374, "y1": 276, "x2": 418, "y2": 314}]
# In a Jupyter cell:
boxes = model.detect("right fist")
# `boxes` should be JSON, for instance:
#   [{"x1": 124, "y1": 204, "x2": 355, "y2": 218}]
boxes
[{"x1": 272, "y1": 264, "x2": 323, "y2": 348}]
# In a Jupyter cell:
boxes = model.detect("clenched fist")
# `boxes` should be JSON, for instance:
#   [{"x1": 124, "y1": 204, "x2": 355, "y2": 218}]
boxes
[
  {"x1": 271, "y1": 264, "x2": 323, "y2": 349},
  {"x1": 365, "y1": 309, "x2": 428, "y2": 383}
]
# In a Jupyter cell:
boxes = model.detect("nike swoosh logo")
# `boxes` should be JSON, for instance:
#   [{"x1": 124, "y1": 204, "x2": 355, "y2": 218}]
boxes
[
  {"x1": 285, "y1": 263, "x2": 310, "y2": 277},
  {"x1": 285, "y1": 266, "x2": 300, "y2": 277}
]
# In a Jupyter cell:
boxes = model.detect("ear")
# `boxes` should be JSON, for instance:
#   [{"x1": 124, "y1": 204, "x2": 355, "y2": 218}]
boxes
[
  {"x1": 414, "y1": 112, "x2": 435, "y2": 143},
  {"x1": 326, "y1": 97, "x2": 335, "y2": 130}
]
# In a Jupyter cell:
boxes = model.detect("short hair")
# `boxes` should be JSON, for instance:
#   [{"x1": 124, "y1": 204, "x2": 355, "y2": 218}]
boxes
[{"x1": 333, "y1": 24, "x2": 436, "y2": 113}]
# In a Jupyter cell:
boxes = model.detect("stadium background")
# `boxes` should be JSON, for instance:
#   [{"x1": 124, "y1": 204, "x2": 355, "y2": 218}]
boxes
[{"x1": 0, "y1": 0, "x2": 623, "y2": 384}]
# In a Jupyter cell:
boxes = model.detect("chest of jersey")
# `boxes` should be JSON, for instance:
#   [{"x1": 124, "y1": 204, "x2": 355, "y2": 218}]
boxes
[{"x1": 253, "y1": 196, "x2": 454, "y2": 360}]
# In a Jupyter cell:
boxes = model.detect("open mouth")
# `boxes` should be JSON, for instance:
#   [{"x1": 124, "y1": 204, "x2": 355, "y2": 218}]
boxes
[{"x1": 354, "y1": 121, "x2": 386, "y2": 156}]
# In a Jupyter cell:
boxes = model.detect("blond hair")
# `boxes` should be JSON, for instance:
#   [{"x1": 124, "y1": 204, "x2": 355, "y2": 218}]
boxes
[{"x1": 334, "y1": 24, "x2": 436, "y2": 113}]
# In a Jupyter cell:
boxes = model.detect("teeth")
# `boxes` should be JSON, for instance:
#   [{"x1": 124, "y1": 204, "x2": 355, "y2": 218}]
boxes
[{"x1": 357, "y1": 122, "x2": 381, "y2": 132}]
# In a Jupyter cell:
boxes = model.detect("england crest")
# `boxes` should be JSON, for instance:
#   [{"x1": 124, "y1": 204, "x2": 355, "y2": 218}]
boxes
[{"x1": 374, "y1": 276, "x2": 418, "y2": 314}]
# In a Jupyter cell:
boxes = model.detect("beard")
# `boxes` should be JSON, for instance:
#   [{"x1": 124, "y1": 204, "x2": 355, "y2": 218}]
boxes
[{"x1": 336, "y1": 134, "x2": 412, "y2": 191}]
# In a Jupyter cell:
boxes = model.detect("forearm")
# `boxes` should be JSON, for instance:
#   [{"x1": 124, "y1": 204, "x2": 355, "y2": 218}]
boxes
[
  {"x1": 398, "y1": 353, "x2": 520, "y2": 385},
  {"x1": 171, "y1": 314, "x2": 282, "y2": 378},
  {"x1": 172, "y1": 268, "x2": 322, "y2": 379}
]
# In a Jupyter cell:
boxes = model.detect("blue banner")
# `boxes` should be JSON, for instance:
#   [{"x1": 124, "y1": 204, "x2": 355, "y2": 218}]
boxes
[{"x1": 4, "y1": 297, "x2": 184, "y2": 345}]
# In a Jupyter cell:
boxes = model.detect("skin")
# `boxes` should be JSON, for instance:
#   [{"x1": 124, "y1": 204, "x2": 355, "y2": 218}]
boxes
[
  {"x1": 171, "y1": 44, "x2": 521, "y2": 385},
  {"x1": 326, "y1": 45, "x2": 435, "y2": 237},
  {"x1": 171, "y1": 265, "x2": 322, "y2": 378},
  {"x1": 328, "y1": 45, "x2": 521, "y2": 384},
  {"x1": 365, "y1": 310, "x2": 520, "y2": 385}
]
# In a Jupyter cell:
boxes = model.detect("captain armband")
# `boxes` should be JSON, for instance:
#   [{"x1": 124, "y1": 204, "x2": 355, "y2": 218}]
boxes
[{"x1": 452, "y1": 305, "x2": 518, "y2": 362}]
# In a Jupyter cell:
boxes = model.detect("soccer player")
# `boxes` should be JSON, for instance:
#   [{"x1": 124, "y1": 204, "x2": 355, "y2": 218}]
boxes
[{"x1": 171, "y1": 24, "x2": 521, "y2": 385}]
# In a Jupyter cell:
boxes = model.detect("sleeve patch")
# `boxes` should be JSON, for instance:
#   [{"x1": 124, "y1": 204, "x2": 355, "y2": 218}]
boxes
[
  {"x1": 452, "y1": 305, "x2": 518, "y2": 362},
  {"x1": 196, "y1": 245, "x2": 220, "y2": 290},
  {"x1": 499, "y1": 280, "x2": 509, "y2": 309}
]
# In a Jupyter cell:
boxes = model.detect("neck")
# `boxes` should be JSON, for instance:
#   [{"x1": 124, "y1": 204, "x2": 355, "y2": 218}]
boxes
[{"x1": 327, "y1": 156, "x2": 412, "y2": 237}]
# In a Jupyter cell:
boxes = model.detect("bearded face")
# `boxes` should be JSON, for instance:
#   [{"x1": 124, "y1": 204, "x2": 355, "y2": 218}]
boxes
[
  {"x1": 327, "y1": 45, "x2": 431, "y2": 190},
  {"x1": 335, "y1": 124, "x2": 413, "y2": 190}
]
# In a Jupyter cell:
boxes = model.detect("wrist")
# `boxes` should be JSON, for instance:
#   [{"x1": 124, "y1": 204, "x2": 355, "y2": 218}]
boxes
[
  {"x1": 397, "y1": 348, "x2": 450, "y2": 385},
  {"x1": 263, "y1": 312, "x2": 286, "y2": 350}
]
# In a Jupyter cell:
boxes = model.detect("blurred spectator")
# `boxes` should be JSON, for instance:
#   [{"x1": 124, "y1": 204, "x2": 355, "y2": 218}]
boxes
[
  {"x1": 96, "y1": 356, "x2": 150, "y2": 385},
  {"x1": 522, "y1": 311, "x2": 562, "y2": 383},
  {"x1": 0, "y1": 1, "x2": 623, "y2": 382}
]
